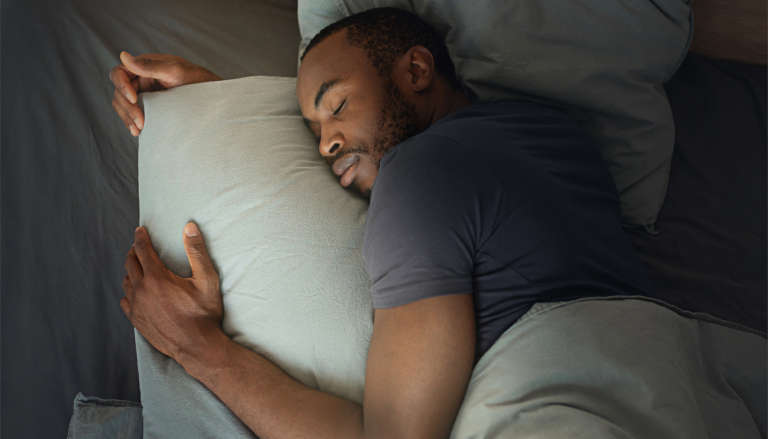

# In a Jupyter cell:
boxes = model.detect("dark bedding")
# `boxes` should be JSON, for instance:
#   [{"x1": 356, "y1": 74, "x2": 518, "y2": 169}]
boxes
[
  {"x1": 629, "y1": 53, "x2": 767, "y2": 333},
  {"x1": 1, "y1": 1, "x2": 764, "y2": 437}
]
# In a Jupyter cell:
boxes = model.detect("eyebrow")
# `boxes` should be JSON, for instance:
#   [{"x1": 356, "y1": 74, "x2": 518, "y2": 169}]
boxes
[{"x1": 314, "y1": 79, "x2": 340, "y2": 109}]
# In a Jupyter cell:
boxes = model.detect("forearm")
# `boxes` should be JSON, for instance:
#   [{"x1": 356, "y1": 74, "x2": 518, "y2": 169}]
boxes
[{"x1": 178, "y1": 329, "x2": 365, "y2": 439}]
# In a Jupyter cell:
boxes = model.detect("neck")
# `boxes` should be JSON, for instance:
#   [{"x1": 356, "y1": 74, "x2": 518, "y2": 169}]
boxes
[{"x1": 426, "y1": 85, "x2": 472, "y2": 128}]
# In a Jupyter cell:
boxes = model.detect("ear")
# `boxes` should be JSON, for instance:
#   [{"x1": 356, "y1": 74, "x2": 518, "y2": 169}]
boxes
[{"x1": 395, "y1": 45, "x2": 435, "y2": 94}]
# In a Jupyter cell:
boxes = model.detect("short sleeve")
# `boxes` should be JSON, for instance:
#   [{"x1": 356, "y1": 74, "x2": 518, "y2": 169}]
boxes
[{"x1": 362, "y1": 134, "x2": 483, "y2": 308}]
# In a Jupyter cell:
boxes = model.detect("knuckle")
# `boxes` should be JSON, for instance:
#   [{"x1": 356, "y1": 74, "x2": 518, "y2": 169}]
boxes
[
  {"x1": 142, "y1": 276, "x2": 159, "y2": 291},
  {"x1": 121, "y1": 82, "x2": 134, "y2": 95}
]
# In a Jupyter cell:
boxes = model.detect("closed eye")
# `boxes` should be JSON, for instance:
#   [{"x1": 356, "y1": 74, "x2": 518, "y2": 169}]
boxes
[{"x1": 333, "y1": 99, "x2": 347, "y2": 116}]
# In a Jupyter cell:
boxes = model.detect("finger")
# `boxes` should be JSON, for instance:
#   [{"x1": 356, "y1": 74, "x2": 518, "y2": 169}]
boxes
[
  {"x1": 110, "y1": 65, "x2": 138, "y2": 104},
  {"x1": 183, "y1": 222, "x2": 218, "y2": 281},
  {"x1": 133, "y1": 226, "x2": 165, "y2": 275},
  {"x1": 120, "y1": 296, "x2": 131, "y2": 319},
  {"x1": 113, "y1": 89, "x2": 145, "y2": 131},
  {"x1": 120, "y1": 51, "x2": 179, "y2": 84},
  {"x1": 111, "y1": 91, "x2": 137, "y2": 135},
  {"x1": 124, "y1": 247, "x2": 143, "y2": 284},
  {"x1": 130, "y1": 77, "x2": 139, "y2": 94},
  {"x1": 112, "y1": 93, "x2": 139, "y2": 136},
  {"x1": 122, "y1": 274, "x2": 135, "y2": 300}
]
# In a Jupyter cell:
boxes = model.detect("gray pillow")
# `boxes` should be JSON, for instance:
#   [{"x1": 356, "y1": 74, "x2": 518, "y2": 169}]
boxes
[
  {"x1": 297, "y1": 0, "x2": 693, "y2": 229},
  {"x1": 136, "y1": 76, "x2": 373, "y2": 438}
]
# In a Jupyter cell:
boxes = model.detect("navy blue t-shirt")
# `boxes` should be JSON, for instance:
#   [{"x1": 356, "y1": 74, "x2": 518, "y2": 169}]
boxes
[{"x1": 362, "y1": 100, "x2": 651, "y2": 359}]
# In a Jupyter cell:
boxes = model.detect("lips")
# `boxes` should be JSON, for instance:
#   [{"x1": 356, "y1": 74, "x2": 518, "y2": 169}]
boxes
[
  {"x1": 332, "y1": 154, "x2": 360, "y2": 177},
  {"x1": 340, "y1": 161, "x2": 359, "y2": 187}
]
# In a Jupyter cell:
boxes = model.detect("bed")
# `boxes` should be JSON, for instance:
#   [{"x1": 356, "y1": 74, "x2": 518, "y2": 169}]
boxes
[{"x1": 1, "y1": 0, "x2": 765, "y2": 438}]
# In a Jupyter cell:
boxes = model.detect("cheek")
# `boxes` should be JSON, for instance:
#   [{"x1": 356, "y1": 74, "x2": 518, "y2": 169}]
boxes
[{"x1": 346, "y1": 91, "x2": 387, "y2": 144}]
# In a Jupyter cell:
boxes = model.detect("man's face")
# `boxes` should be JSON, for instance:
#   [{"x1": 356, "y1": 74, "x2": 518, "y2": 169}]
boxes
[{"x1": 297, "y1": 30, "x2": 420, "y2": 198}]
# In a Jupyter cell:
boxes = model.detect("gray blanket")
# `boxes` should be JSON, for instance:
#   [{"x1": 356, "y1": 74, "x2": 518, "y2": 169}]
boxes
[{"x1": 69, "y1": 297, "x2": 766, "y2": 439}]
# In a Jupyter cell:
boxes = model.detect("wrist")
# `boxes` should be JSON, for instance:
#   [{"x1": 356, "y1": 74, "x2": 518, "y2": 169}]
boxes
[{"x1": 176, "y1": 325, "x2": 233, "y2": 381}]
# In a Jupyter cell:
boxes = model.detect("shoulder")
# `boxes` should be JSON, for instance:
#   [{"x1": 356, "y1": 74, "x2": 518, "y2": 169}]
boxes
[{"x1": 368, "y1": 130, "x2": 484, "y2": 223}]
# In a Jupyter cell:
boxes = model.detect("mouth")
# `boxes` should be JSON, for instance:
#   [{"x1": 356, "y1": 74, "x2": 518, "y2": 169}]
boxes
[
  {"x1": 333, "y1": 154, "x2": 361, "y2": 187},
  {"x1": 340, "y1": 160, "x2": 359, "y2": 187}
]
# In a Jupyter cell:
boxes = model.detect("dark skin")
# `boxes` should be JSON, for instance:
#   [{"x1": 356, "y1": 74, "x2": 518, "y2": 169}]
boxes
[
  {"x1": 297, "y1": 30, "x2": 470, "y2": 197},
  {"x1": 118, "y1": 28, "x2": 474, "y2": 439}
]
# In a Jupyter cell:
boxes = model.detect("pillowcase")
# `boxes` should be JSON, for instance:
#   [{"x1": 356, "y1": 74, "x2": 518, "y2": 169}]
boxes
[
  {"x1": 297, "y1": 0, "x2": 693, "y2": 229},
  {"x1": 136, "y1": 76, "x2": 373, "y2": 438}
]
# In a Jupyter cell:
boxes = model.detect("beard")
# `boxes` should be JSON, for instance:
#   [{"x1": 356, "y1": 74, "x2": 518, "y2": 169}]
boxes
[
  {"x1": 333, "y1": 80, "x2": 421, "y2": 198},
  {"x1": 368, "y1": 79, "x2": 421, "y2": 167}
]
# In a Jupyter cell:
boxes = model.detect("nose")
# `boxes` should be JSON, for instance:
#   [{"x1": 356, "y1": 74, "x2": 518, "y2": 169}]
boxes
[{"x1": 319, "y1": 130, "x2": 344, "y2": 159}]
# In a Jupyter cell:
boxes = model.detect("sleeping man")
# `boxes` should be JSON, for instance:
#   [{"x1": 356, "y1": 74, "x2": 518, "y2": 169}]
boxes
[{"x1": 112, "y1": 8, "x2": 650, "y2": 439}]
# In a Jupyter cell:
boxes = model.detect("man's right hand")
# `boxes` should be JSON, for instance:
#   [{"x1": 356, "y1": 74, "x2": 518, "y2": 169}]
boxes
[{"x1": 110, "y1": 51, "x2": 221, "y2": 137}]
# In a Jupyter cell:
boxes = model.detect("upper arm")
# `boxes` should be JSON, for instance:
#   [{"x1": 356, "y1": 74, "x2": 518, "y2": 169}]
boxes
[
  {"x1": 361, "y1": 293, "x2": 476, "y2": 439},
  {"x1": 363, "y1": 135, "x2": 492, "y2": 310}
]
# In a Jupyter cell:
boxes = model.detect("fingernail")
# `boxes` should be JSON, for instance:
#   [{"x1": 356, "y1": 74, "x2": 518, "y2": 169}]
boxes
[
  {"x1": 135, "y1": 226, "x2": 143, "y2": 235},
  {"x1": 184, "y1": 222, "x2": 199, "y2": 237},
  {"x1": 130, "y1": 126, "x2": 138, "y2": 136},
  {"x1": 134, "y1": 118, "x2": 143, "y2": 129}
]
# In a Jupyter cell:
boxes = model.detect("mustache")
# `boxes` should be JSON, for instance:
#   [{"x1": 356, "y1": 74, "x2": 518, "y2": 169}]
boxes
[{"x1": 327, "y1": 146, "x2": 368, "y2": 167}]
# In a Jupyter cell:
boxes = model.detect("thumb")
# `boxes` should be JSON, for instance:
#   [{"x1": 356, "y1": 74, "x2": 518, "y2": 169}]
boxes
[
  {"x1": 183, "y1": 222, "x2": 218, "y2": 282},
  {"x1": 120, "y1": 51, "x2": 173, "y2": 83}
]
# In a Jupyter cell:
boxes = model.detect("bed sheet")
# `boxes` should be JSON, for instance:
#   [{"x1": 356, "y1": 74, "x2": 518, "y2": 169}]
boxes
[
  {"x1": 1, "y1": 1, "x2": 300, "y2": 438},
  {"x1": 631, "y1": 53, "x2": 766, "y2": 334}
]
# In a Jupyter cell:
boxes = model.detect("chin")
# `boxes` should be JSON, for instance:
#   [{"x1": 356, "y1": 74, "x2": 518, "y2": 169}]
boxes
[{"x1": 350, "y1": 181, "x2": 372, "y2": 199}]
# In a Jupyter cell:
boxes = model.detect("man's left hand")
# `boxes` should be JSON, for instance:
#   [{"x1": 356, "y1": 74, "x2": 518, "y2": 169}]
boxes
[{"x1": 121, "y1": 222, "x2": 224, "y2": 363}]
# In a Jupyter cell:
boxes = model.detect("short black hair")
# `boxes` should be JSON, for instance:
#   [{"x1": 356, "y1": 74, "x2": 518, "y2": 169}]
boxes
[{"x1": 301, "y1": 7, "x2": 463, "y2": 91}]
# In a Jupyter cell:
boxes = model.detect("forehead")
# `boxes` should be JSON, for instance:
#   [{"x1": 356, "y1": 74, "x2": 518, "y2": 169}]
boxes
[{"x1": 296, "y1": 30, "x2": 371, "y2": 115}]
